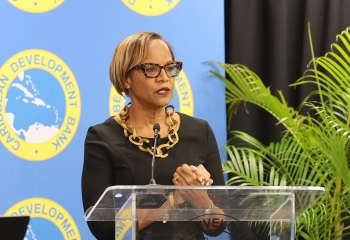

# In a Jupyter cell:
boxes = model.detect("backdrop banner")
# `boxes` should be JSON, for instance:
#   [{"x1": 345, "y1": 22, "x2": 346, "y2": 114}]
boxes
[{"x1": 0, "y1": 1, "x2": 225, "y2": 239}]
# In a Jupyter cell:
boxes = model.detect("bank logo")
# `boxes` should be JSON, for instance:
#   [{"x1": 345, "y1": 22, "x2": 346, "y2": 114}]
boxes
[
  {"x1": 8, "y1": 0, "x2": 65, "y2": 13},
  {"x1": 122, "y1": 0, "x2": 180, "y2": 16},
  {"x1": 109, "y1": 70, "x2": 194, "y2": 116},
  {"x1": 5, "y1": 198, "x2": 81, "y2": 239},
  {"x1": 0, "y1": 49, "x2": 81, "y2": 161}
]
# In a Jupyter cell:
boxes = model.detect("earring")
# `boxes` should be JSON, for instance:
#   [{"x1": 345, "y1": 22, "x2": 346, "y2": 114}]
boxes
[{"x1": 126, "y1": 86, "x2": 130, "y2": 89}]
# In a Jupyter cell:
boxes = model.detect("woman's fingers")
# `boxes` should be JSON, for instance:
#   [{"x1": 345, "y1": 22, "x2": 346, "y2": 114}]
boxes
[
  {"x1": 172, "y1": 176, "x2": 180, "y2": 185},
  {"x1": 173, "y1": 164, "x2": 214, "y2": 186},
  {"x1": 190, "y1": 165, "x2": 198, "y2": 172},
  {"x1": 188, "y1": 164, "x2": 213, "y2": 185},
  {"x1": 177, "y1": 164, "x2": 195, "y2": 176},
  {"x1": 173, "y1": 164, "x2": 201, "y2": 186}
]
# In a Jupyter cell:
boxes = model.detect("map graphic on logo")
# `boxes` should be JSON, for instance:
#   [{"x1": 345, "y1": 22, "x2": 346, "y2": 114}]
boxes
[
  {"x1": 24, "y1": 219, "x2": 63, "y2": 240},
  {"x1": 0, "y1": 49, "x2": 81, "y2": 161},
  {"x1": 5, "y1": 198, "x2": 81, "y2": 239},
  {"x1": 7, "y1": 69, "x2": 65, "y2": 144}
]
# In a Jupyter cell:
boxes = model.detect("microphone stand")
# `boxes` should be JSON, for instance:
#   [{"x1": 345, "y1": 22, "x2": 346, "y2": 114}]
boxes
[
  {"x1": 136, "y1": 123, "x2": 167, "y2": 209},
  {"x1": 149, "y1": 123, "x2": 160, "y2": 185}
]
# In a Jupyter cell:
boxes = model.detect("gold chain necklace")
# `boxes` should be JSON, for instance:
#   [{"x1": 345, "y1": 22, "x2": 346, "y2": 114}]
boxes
[{"x1": 115, "y1": 102, "x2": 179, "y2": 158}]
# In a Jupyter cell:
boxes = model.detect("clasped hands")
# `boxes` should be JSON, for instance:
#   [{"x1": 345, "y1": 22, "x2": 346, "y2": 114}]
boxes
[
  {"x1": 137, "y1": 164, "x2": 219, "y2": 231},
  {"x1": 170, "y1": 164, "x2": 213, "y2": 210},
  {"x1": 173, "y1": 164, "x2": 213, "y2": 187}
]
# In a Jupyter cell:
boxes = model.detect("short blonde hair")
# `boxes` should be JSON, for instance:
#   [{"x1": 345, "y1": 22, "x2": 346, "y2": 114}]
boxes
[{"x1": 109, "y1": 32, "x2": 175, "y2": 96}]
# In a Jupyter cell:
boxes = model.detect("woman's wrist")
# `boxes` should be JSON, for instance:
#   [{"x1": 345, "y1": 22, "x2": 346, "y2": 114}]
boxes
[
  {"x1": 169, "y1": 191, "x2": 184, "y2": 208},
  {"x1": 194, "y1": 199, "x2": 213, "y2": 215},
  {"x1": 172, "y1": 191, "x2": 185, "y2": 207},
  {"x1": 168, "y1": 192, "x2": 176, "y2": 208}
]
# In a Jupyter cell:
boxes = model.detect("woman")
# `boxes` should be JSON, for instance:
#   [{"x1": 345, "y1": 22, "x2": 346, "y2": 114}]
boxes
[{"x1": 82, "y1": 32, "x2": 225, "y2": 239}]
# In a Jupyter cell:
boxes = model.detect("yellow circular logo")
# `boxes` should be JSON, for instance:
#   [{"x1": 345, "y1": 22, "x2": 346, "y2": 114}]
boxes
[
  {"x1": 122, "y1": 0, "x2": 180, "y2": 16},
  {"x1": 5, "y1": 198, "x2": 81, "y2": 239},
  {"x1": 109, "y1": 70, "x2": 194, "y2": 116},
  {"x1": 0, "y1": 49, "x2": 81, "y2": 161},
  {"x1": 8, "y1": 0, "x2": 65, "y2": 13},
  {"x1": 114, "y1": 205, "x2": 133, "y2": 239}
]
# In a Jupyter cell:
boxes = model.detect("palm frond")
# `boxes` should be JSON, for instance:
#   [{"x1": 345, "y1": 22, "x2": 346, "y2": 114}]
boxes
[{"x1": 213, "y1": 26, "x2": 350, "y2": 239}]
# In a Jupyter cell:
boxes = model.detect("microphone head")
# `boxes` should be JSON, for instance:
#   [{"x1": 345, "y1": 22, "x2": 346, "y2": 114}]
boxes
[{"x1": 153, "y1": 123, "x2": 160, "y2": 132}]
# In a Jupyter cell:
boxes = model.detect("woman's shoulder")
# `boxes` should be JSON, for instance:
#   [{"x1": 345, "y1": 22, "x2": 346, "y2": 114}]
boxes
[
  {"x1": 93, "y1": 116, "x2": 117, "y2": 127},
  {"x1": 177, "y1": 112, "x2": 208, "y2": 125},
  {"x1": 86, "y1": 116, "x2": 122, "y2": 138},
  {"x1": 89, "y1": 116, "x2": 118, "y2": 130},
  {"x1": 177, "y1": 112, "x2": 211, "y2": 134}
]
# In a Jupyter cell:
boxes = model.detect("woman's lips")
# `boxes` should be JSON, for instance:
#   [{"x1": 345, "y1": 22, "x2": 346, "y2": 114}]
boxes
[{"x1": 156, "y1": 87, "x2": 170, "y2": 95}]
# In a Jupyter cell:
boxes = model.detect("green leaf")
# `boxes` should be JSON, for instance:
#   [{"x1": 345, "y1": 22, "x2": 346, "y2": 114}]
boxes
[{"x1": 213, "y1": 25, "x2": 350, "y2": 239}]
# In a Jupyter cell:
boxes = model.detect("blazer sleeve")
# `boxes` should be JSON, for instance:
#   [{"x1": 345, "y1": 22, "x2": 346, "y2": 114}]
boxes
[
  {"x1": 203, "y1": 120, "x2": 225, "y2": 186},
  {"x1": 81, "y1": 126, "x2": 115, "y2": 240}
]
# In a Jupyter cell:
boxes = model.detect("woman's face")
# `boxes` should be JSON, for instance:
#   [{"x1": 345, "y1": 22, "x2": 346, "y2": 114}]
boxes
[{"x1": 125, "y1": 39, "x2": 175, "y2": 110}]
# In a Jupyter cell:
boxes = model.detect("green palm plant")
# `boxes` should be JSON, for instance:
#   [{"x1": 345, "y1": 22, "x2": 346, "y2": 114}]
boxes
[{"x1": 210, "y1": 26, "x2": 350, "y2": 239}]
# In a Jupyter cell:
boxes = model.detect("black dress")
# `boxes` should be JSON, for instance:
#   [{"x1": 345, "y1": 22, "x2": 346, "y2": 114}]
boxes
[{"x1": 81, "y1": 113, "x2": 225, "y2": 239}]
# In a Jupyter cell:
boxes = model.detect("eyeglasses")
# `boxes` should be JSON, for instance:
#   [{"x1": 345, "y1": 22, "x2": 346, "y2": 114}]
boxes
[{"x1": 130, "y1": 61, "x2": 182, "y2": 78}]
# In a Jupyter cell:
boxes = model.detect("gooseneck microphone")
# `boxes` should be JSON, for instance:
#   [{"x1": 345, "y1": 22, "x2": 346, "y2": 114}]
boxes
[
  {"x1": 137, "y1": 123, "x2": 166, "y2": 208},
  {"x1": 149, "y1": 123, "x2": 160, "y2": 185}
]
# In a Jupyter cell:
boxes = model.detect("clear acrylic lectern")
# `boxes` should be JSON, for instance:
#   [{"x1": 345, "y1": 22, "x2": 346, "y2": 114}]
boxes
[{"x1": 85, "y1": 186, "x2": 324, "y2": 240}]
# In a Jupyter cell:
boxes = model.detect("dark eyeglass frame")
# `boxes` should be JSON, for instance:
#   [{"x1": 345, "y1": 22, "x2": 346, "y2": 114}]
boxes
[{"x1": 130, "y1": 61, "x2": 183, "y2": 78}]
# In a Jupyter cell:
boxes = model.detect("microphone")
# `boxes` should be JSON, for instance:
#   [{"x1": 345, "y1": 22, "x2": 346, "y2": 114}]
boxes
[
  {"x1": 136, "y1": 123, "x2": 167, "y2": 209},
  {"x1": 149, "y1": 123, "x2": 160, "y2": 185}
]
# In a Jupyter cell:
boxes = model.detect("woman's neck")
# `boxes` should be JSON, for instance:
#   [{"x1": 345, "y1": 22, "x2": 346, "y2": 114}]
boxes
[{"x1": 128, "y1": 104, "x2": 168, "y2": 138}]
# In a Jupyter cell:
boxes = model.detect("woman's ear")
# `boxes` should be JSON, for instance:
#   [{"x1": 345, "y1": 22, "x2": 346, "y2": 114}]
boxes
[{"x1": 124, "y1": 77, "x2": 131, "y2": 90}]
